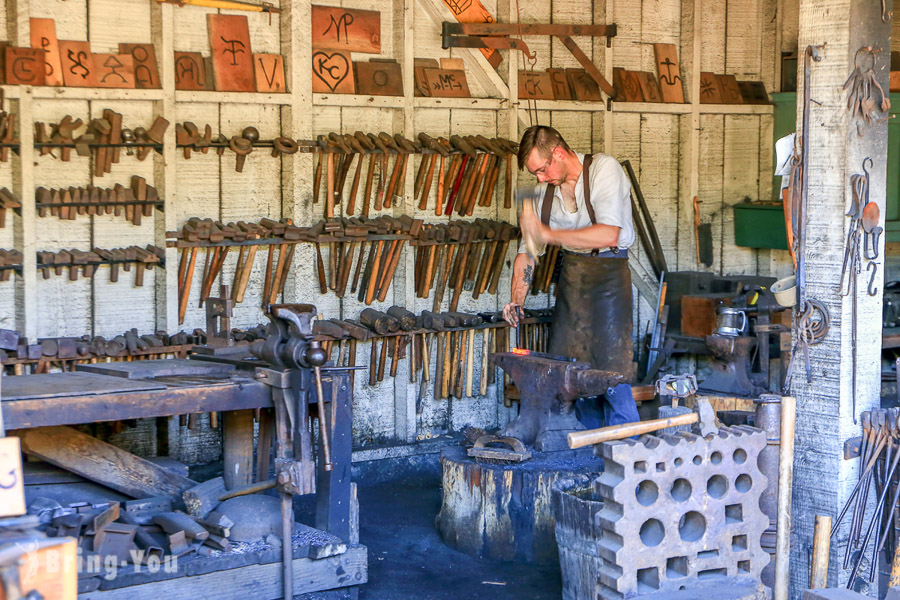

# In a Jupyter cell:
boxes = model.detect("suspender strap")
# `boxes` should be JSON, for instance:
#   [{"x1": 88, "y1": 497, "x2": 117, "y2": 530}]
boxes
[
  {"x1": 540, "y1": 154, "x2": 596, "y2": 226},
  {"x1": 540, "y1": 154, "x2": 611, "y2": 256}
]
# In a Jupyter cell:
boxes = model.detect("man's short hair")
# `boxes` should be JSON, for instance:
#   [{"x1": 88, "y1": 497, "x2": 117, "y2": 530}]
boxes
[{"x1": 517, "y1": 125, "x2": 571, "y2": 170}]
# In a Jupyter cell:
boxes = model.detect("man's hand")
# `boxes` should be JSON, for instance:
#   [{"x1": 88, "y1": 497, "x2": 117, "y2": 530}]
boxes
[
  {"x1": 503, "y1": 302, "x2": 523, "y2": 327},
  {"x1": 520, "y1": 206, "x2": 553, "y2": 246}
]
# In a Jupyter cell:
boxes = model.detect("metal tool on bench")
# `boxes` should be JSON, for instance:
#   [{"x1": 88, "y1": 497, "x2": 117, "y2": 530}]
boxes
[
  {"x1": 490, "y1": 350, "x2": 623, "y2": 452},
  {"x1": 250, "y1": 304, "x2": 337, "y2": 600},
  {"x1": 568, "y1": 397, "x2": 717, "y2": 449}
]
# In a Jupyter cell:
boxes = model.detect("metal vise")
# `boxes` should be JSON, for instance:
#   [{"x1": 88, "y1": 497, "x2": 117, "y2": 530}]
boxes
[
  {"x1": 252, "y1": 303, "x2": 326, "y2": 371},
  {"x1": 491, "y1": 350, "x2": 624, "y2": 452}
]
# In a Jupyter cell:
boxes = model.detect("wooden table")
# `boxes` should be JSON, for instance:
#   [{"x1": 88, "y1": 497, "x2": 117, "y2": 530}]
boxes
[{"x1": 0, "y1": 358, "x2": 364, "y2": 599}]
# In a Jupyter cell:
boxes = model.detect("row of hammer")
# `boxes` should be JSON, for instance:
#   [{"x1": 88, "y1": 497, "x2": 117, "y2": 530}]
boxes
[
  {"x1": 312, "y1": 132, "x2": 518, "y2": 219},
  {"x1": 171, "y1": 215, "x2": 518, "y2": 319},
  {"x1": 36, "y1": 176, "x2": 161, "y2": 225},
  {"x1": 0, "y1": 327, "x2": 201, "y2": 372},
  {"x1": 312, "y1": 307, "x2": 517, "y2": 405},
  {"x1": 0, "y1": 188, "x2": 20, "y2": 228},
  {"x1": 413, "y1": 220, "x2": 517, "y2": 312},
  {"x1": 0, "y1": 249, "x2": 21, "y2": 281},
  {"x1": 37, "y1": 245, "x2": 163, "y2": 284},
  {"x1": 35, "y1": 113, "x2": 170, "y2": 171}
]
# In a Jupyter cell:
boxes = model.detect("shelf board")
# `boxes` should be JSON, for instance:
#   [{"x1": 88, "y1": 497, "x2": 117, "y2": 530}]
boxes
[
  {"x1": 699, "y1": 103, "x2": 774, "y2": 115},
  {"x1": 415, "y1": 97, "x2": 507, "y2": 110},
  {"x1": 32, "y1": 87, "x2": 165, "y2": 101},
  {"x1": 313, "y1": 93, "x2": 405, "y2": 108},
  {"x1": 531, "y1": 99, "x2": 774, "y2": 116},
  {"x1": 1, "y1": 85, "x2": 165, "y2": 102},
  {"x1": 175, "y1": 90, "x2": 294, "y2": 105}
]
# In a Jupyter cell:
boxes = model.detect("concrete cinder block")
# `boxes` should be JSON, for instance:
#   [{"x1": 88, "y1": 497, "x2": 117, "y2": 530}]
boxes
[
  {"x1": 637, "y1": 580, "x2": 768, "y2": 600},
  {"x1": 594, "y1": 426, "x2": 770, "y2": 599},
  {"x1": 804, "y1": 589, "x2": 872, "y2": 600}
]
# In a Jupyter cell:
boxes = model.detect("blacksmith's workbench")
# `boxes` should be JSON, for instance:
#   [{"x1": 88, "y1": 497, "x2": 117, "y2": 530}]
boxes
[{"x1": 0, "y1": 357, "x2": 367, "y2": 599}]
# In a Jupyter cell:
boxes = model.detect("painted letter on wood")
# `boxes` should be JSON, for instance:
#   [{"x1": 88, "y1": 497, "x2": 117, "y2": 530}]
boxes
[
  {"x1": 59, "y1": 41, "x2": 96, "y2": 87},
  {"x1": 29, "y1": 18, "x2": 63, "y2": 86},
  {"x1": 208, "y1": 14, "x2": 255, "y2": 92},
  {"x1": 119, "y1": 43, "x2": 161, "y2": 89},
  {"x1": 312, "y1": 5, "x2": 381, "y2": 54},
  {"x1": 312, "y1": 50, "x2": 354, "y2": 93}
]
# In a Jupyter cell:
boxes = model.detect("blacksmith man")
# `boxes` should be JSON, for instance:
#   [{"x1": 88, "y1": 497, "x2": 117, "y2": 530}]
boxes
[{"x1": 502, "y1": 125, "x2": 639, "y2": 429}]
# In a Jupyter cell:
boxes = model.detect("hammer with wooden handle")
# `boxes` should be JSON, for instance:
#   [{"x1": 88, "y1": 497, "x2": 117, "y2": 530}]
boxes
[
  {"x1": 568, "y1": 398, "x2": 718, "y2": 449},
  {"x1": 355, "y1": 132, "x2": 378, "y2": 217},
  {"x1": 516, "y1": 188, "x2": 541, "y2": 263}
]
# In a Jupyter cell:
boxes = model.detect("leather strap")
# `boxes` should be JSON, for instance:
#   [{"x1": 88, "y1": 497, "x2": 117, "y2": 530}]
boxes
[
  {"x1": 541, "y1": 154, "x2": 611, "y2": 255},
  {"x1": 540, "y1": 154, "x2": 595, "y2": 226}
]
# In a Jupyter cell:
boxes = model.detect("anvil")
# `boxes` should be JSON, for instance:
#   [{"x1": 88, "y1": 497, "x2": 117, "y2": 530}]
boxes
[{"x1": 491, "y1": 350, "x2": 624, "y2": 452}]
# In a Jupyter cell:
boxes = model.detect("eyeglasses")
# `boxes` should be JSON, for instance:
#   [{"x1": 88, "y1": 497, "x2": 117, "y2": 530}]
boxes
[{"x1": 528, "y1": 147, "x2": 558, "y2": 177}]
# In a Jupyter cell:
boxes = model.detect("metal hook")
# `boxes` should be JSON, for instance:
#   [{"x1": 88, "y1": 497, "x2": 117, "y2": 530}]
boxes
[
  {"x1": 883, "y1": 0, "x2": 893, "y2": 22},
  {"x1": 868, "y1": 261, "x2": 879, "y2": 296},
  {"x1": 863, "y1": 156, "x2": 874, "y2": 177}
]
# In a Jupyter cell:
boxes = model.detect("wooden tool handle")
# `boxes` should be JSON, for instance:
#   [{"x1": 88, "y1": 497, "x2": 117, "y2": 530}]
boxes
[
  {"x1": 235, "y1": 245, "x2": 257, "y2": 303},
  {"x1": 809, "y1": 514, "x2": 831, "y2": 588},
  {"x1": 347, "y1": 155, "x2": 363, "y2": 216},
  {"x1": 315, "y1": 243, "x2": 327, "y2": 294},
  {"x1": 435, "y1": 155, "x2": 447, "y2": 216},
  {"x1": 774, "y1": 397, "x2": 796, "y2": 600},
  {"x1": 419, "y1": 155, "x2": 437, "y2": 211},
  {"x1": 313, "y1": 152, "x2": 323, "y2": 205},
  {"x1": 567, "y1": 412, "x2": 699, "y2": 449},
  {"x1": 362, "y1": 154, "x2": 376, "y2": 218},
  {"x1": 693, "y1": 195, "x2": 701, "y2": 265},
  {"x1": 325, "y1": 152, "x2": 335, "y2": 218},
  {"x1": 369, "y1": 339, "x2": 377, "y2": 386}
]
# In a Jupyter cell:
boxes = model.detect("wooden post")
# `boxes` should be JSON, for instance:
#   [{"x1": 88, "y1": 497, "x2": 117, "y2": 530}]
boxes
[
  {"x1": 792, "y1": 1, "x2": 890, "y2": 594},
  {"x1": 222, "y1": 409, "x2": 255, "y2": 490},
  {"x1": 809, "y1": 514, "x2": 831, "y2": 588},
  {"x1": 774, "y1": 395, "x2": 795, "y2": 600}
]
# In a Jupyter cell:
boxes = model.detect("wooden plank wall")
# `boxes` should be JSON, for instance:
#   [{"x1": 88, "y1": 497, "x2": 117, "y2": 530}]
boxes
[{"x1": 1, "y1": 0, "x2": 787, "y2": 449}]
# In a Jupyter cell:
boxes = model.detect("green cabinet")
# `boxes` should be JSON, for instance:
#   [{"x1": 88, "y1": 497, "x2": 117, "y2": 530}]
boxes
[{"x1": 771, "y1": 91, "x2": 900, "y2": 242}]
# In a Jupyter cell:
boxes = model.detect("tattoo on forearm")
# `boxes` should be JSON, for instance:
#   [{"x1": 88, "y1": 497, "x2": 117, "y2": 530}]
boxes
[{"x1": 523, "y1": 264, "x2": 534, "y2": 285}]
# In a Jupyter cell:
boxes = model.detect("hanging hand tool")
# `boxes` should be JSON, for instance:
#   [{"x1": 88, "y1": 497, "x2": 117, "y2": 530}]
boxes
[
  {"x1": 862, "y1": 200, "x2": 882, "y2": 260},
  {"x1": 378, "y1": 133, "x2": 404, "y2": 208},
  {"x1": 313, "y1": 136, "x2": 326, "y2": 205}
]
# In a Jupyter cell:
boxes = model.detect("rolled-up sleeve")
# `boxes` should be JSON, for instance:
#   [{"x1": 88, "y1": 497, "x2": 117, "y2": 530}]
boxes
[
  {"x1": 516, "y1": 184, "x2": 549, "y2": 256},
  {"x1": 588, "y1": 156, "x2": 631, "y2": 230}
]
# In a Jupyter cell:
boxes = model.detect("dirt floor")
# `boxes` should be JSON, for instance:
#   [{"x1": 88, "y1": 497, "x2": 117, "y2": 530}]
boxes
[{"x1": 354, "y1": 474, "x2": 562, "y2": 600}]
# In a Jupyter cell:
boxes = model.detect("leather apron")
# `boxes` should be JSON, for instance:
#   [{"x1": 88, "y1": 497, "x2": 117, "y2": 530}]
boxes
[{"x1": 543, "y1": 154, "x2": 634, "y2": 376}]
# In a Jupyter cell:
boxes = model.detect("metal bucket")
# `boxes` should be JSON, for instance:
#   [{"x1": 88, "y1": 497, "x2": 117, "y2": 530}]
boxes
[{"x1": 551, "y1": 474, "x2": 604, "y2": 600}]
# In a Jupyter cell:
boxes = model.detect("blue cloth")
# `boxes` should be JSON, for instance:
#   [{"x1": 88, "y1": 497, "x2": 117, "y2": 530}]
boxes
[{"x1": 575, "y1": 383, "x2": 640, "y2": 429}]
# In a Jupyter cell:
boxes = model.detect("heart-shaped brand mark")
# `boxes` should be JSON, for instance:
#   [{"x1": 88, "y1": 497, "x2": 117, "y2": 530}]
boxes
[{"x1": 313, "y1": 51, "x2": 350, "y2": 92}]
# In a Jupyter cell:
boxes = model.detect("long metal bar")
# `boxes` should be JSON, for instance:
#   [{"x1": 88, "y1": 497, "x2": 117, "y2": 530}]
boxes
[{"x1": 442, "y1": 22, "x2": 616, "y2": 38}]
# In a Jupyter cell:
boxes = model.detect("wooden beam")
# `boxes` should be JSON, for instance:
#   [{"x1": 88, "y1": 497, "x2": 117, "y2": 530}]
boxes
[
  {"x1": 77, "y1": 545, "x2": 367, "y2": 600},
  {"x1": 2, "y1": 382, "x2": 272, "y2": 429},
  {"x1": 416, "y1": 0, "x2": 510, "y2": 100},
  {"x1": 15, "y1": 426, "x2": 196, "y2": 498},
  {"x1": 790, "y1": 0, "x2": 891, "y2": 593}
]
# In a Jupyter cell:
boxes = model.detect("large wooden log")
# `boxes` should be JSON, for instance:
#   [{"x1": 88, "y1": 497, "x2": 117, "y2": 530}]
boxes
[
  {"x1": 16, "y1": 426, "x2": 196, "y2": 498},
  {"x1": 436, "y1": 446, "x2": 598, "y2": 564}
]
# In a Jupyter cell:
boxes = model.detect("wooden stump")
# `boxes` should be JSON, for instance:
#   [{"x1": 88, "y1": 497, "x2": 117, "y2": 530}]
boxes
[{"x1": 436, "y1": 446, "x2": 599, "y2": 564}]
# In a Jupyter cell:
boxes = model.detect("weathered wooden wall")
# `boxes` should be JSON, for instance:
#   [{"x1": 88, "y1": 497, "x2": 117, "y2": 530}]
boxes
[{"x1": 1, "y1": 0, "x2": 786, "y2": 451}]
